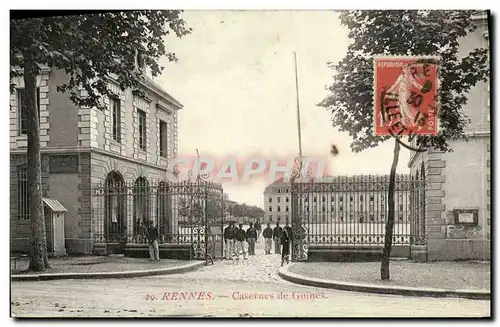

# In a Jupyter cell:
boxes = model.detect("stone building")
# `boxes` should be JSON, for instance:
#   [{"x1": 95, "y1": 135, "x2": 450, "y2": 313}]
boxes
[
  {"x1": 10, "y1": 57, "x2": 181, "y2": 255},
  {"x1": 263, "y1": 175, "x2": 411, "y2": 224},
  {"x1": 408, "y1": 13, "x2": 490, "y2": 261},
  {"x1": 263, "y1": 178, "x2": 291, "y2": 223}
]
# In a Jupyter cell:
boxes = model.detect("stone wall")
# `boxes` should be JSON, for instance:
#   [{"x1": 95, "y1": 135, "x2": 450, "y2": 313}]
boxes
[
  {"x1": 10, "y1": 151, "x2": 94, "y2": 255},
  {"x1": 416, "y1": 143, "x2": 490, "y2": 262},
  {"x1": 58, "y1": 151, "x2": 93, "y2": 254},
  {"x1": 432, "y1": 137, "x2": 491, "y2": 261},
  {"x1": 10, "y1": 153, "x2": 50, "y2": 252},
  {"x1": 47, "y1": 70, "x2": 79, "y2": 148}
]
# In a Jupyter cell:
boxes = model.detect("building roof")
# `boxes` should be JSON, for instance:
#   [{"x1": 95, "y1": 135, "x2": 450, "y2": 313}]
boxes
[
  {"x1": 305, "y1": 174, "x2": 411, "y2": 183},
  {"x1": 263, "y1": 174, "x2": 412, "y2": 194},
  {"x1": 141, "y1": 76, "x2": 183, "y2": 110},
  {"x1": 43, "y1": 198, "x2": 67, "y2": 213},
  {"x1": 263, "y1": 177, "x2": 289, "y2": 193},
  {"x1": 269, "y1": 177, "x2": 285, "y2": 186}
]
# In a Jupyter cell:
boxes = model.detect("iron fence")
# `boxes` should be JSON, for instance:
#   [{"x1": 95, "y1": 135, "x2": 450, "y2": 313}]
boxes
[
  {"x1": 92, "y1": 178, "x2": 225, "y2": 260},
  {"x1": 290, "y1": 174, "x2": 426, "y2": 261}
]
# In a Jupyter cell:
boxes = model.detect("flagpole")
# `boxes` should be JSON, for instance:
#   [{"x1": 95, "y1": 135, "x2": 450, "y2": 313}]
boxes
[
  {"x1": 292, "y1": 52, "x2": 304, "y2": 184},
  {"x1": 292, "y1": 52, "x2": 303, "y2": 262},
  {"x1": 293, "y1": 52, "x2": 303, "y2": 158},
  {"x1": 196, "y1": 148, "x2": 201, "y2": 181}
]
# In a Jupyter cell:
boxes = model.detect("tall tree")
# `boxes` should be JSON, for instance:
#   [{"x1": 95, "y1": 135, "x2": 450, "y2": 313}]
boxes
[
  {"x1": 10, "y1": 11, "x2": 191, "y2": 271},
  {"x1": 319, "y1": 10, "x2": 488, "y2": 280}
]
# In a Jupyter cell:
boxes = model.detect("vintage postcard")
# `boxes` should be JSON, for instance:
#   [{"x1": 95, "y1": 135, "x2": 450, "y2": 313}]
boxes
[{"x1": 9, "y1": 9, "x2": 491, "y2": 318}]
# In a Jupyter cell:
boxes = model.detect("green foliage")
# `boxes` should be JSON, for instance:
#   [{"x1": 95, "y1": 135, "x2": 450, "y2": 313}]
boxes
[
  {"x1": 227, "y1": 202, "x2": 265, "y2": 220},
  {"x1": 10, "y1": 11, "x2": 191, "y2": 107},
  {"x1": 319, "y1": 10, "x2": 489, "y2": 153},
  {"x1": 178, "y1": 196, "x2": 226, "y2": 224}
]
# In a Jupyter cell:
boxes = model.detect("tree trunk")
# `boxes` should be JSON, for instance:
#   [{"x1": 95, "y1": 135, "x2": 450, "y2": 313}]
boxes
[
  {"x1": 380, "y1": 138, "x2": 400, "y2": 280},
  {"x1": 24, "y1": 51, "x2": 50, "y2": 271}
]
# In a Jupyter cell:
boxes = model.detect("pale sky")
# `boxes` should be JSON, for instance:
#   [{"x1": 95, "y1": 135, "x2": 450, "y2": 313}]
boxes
[{"x1": 156, "y1": 10, "x2": 410, "y2": 208}]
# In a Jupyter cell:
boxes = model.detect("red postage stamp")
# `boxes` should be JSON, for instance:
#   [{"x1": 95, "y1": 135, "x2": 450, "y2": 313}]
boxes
[{"x1": 373, "y1": 56, "x2": 439, "y2": 137}]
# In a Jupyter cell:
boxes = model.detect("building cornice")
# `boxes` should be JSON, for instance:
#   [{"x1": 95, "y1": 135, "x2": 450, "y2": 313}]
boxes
[
  {"x1": 92, "y1": 147, "x2": 172, "y2": 172},
  {"x1": 11, "y1": 67, "x2": 182, "y2": 111},
  {"x1": 10, "y1": 146, "x2": 175, "y2": 172},
  {"x1": 139, "y1": 77, "x2": 183, "y2": 110},
  {"x1": 10, "y1": 146, "x2": 91, "y2": 155},
  {"x1": 156, "y1": 100, "x2": 173, "y2": 114}
]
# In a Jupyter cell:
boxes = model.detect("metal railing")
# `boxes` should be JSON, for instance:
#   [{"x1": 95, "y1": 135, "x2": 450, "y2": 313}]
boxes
[
  {"x1": 92, "y1": 178, "x2": 225, "y2": 260},
  {"x1": 290, "y1": 174, "x2": 426, "y2": 261}
]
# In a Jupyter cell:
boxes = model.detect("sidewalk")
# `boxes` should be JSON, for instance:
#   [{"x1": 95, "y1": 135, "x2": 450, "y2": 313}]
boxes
[
  {"x1": 279, "y1": 260, "x2": 490, "y2": 300},
  {"x1": 11, "y1": 255, "x2": 204, "y2": 281}
]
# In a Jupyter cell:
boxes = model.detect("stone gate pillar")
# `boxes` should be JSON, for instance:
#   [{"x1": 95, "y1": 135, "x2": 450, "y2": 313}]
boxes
[
  {"x1": 424, "y1": 150, "x2": 447, "y2": 261},
  {"x1": 409, "y1": 149, "x2": 447, "y2": 262}
]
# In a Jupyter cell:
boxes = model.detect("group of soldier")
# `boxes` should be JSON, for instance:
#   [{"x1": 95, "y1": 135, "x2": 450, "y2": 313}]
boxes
[{"x1": 223, "y1": 220, "x2": 293, "y2": 266}]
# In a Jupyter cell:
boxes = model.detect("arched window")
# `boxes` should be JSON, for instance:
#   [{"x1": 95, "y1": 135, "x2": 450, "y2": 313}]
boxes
[
  {"x1": 157, "y1": 181, "x2": 171, "y2": 241},
  {"x1": 133, "y1": 177, "x2": 150, "y2": 239},
  {"x1": 104, "y1": 171, "x2": 125, "y2": 243}
]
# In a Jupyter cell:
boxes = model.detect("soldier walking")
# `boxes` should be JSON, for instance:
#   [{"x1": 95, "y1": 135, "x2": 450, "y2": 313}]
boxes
[
  {"x1": 262, "y1": 223, "x2": 273, "y2": 255},
  {"x1": 273, "y1": 222, "x2": 282, "y2": 254},
  {"x1": 223, "y1": 221, "x2": 236, "y2": 260},
  {"x1": 280, "y1": 226, "x2": 291, "y2": 266},
  {"x1": 234, "y1": 223, "x2": 248, "y2": 260},
  {"x1": 254, "y1": 220, "x2": 262, "y2": 243},
  {"x1": 284, "y1": 219, "x2": 293, "y2": 242},
  {"x1": 147, "y1": 221, "x2": 160, "y2": 261},
  {"x1": 246, "y1": 222, "x2": 257, "y2": 255}
]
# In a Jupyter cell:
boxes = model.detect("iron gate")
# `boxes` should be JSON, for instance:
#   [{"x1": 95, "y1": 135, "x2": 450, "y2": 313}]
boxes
[
  {"x1": 290, "y1": 174, "x2": 426, "y2": 262},
  {"x1": 171, "y1": 179, "x2": 225, "y2": 260},
  {"x1": 93, "y1": 176, "x2": 225, "y2": 261}
]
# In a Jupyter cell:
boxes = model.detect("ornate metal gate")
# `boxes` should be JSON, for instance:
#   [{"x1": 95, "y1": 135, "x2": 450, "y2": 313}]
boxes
[
  {"x1": 172, "y1": 179, "x2": 225, "y2": 260},
  {"x1": 93, "y1": 176, "x2": 225, "y2": 262},
  {"x1": 290, "y1": 174, "x2": 426, "y2": 262},
  {"x1": 291, "y1": 180, "x2": 309, "y2": 262}
]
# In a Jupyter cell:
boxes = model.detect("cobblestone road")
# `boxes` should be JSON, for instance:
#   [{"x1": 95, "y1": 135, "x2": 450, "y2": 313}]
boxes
[{"x1": 11, "y1": 239, "x2": 491, "y2": 318}]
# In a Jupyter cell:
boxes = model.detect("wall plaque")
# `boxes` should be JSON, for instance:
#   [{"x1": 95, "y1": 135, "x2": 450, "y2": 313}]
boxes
[
  {"x1": 454, "y1": 208, "x2": 479, "y2": 226},
  {"x1": 49, "y1": 155, "x2": 79, "y2": 174}
]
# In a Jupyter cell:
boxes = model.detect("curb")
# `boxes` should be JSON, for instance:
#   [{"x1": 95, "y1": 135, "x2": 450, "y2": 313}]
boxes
[
  {"x1": 11, "y1": 261, "x2": 205, "y2": 282},
  {"x1": 278, "y1": 264, "x2": 490, "y2": 300}
]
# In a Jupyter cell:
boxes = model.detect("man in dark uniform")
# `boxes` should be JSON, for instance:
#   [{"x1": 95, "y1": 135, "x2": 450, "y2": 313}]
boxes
[
  {"x1": 283, "y1": 218, "x2": 295, "y2": 264},
  {"x1": 147, "y1": 221, "x2": 160, "y2": 261},
  {"x1": 234, "y1": 223, "x2": 247, "y2": 260},
  {"x1": 246, "y1": 222, "x2": 257, "y2": 255},
  {"x1": 273, "y1": 222, "x2": 282, "y2": 254},
  {"x1": 223, "y1": 221, "x2": 235, "y2": 260},
  {"x1": 284, "y1": 219, "x2": 293, "y2": 242},
  {"x1": 254, "y1": 220, "x2": 262, "y2": 243},
  {"x1": 280, "y1": 226, "x2": 291, "y2": 266},
  {"x1": 262, "y1": 223, "x2": 273, "y2": 255}
]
